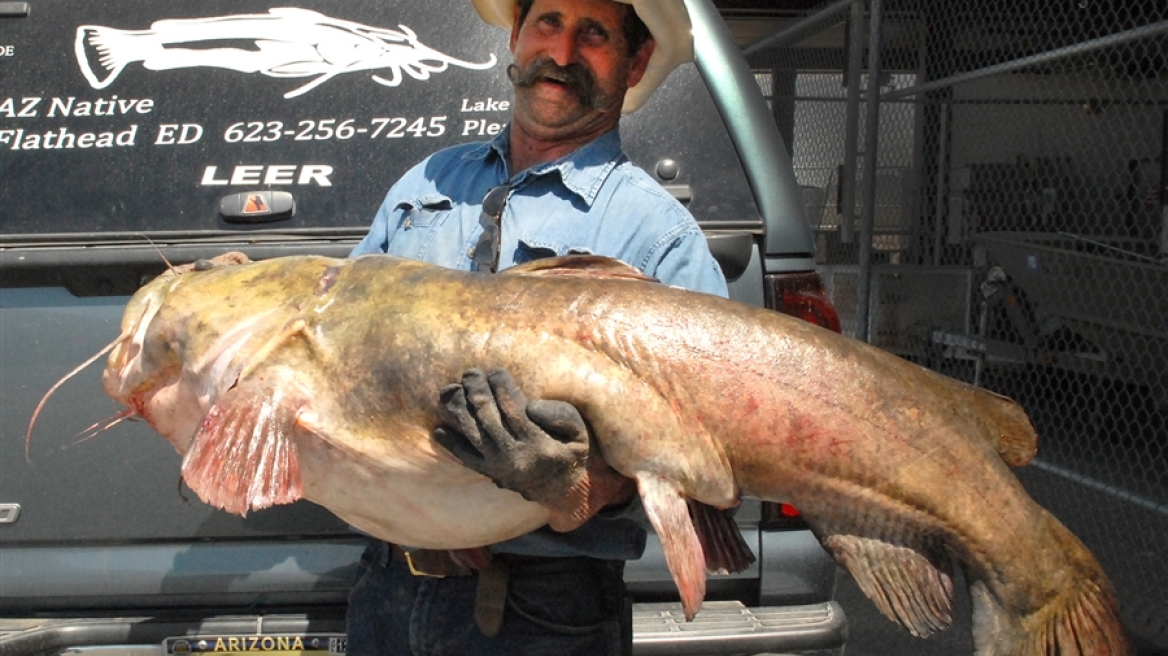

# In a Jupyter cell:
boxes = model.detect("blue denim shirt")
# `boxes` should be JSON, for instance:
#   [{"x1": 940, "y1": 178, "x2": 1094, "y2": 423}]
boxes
[
  {"x1": 351, "y1": 126, "x2": 727, "y2": 296},
  {"x1": 351, "y1": 126, "x2": 727, "y2": 559}
]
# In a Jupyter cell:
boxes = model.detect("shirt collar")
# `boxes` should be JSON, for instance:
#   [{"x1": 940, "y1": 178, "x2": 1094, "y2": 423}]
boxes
[{"x1": 463, "y1": 124, "x2": 625, "y2": 208}]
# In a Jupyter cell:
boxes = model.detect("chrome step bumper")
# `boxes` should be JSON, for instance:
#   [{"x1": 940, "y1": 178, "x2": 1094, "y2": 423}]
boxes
[{"x1": 633, "y1": 600, "x2": 846, "y2": 655}]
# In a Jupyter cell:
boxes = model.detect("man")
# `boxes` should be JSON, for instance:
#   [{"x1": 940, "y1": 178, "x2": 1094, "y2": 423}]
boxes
[{"x1": 346, "y1": 0, "x2": 727, "y2": 653}]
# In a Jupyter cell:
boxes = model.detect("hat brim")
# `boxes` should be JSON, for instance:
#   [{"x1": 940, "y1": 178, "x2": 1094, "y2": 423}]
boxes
[{"x1": 470, "y1": 0, "x2": 693, "y2": 114}]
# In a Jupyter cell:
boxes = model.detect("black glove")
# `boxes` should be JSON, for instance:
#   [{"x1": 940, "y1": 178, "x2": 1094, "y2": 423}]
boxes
[{"x1": 433, "y1": 368, "x2": 589, "y2": 505}]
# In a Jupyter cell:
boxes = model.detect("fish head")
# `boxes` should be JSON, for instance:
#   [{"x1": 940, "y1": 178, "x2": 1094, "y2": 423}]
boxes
[
  {"x1": 106, "y1": 267, "x2": 175, "y2": 384},
  {"x1": 102, "y1": 268, "x2": 188, "y2": 433},
  {"x1": 102, "y1": 252, "x2": 251, "y2": 452}
]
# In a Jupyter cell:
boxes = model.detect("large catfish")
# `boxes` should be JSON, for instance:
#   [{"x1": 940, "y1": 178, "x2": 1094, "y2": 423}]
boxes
[{"x1": 88, "y1": 252, "x2": 1126, "y2": 655}]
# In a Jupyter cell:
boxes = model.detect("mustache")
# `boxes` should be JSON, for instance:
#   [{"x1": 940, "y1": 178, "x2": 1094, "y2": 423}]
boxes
[{"x1": 507, "y1": 58, "x2": 599, "y2": 109}]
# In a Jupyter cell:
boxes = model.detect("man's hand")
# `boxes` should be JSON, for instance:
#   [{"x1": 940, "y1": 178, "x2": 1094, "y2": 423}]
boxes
[{"x1": 433, "y1": 368, "x2": 590, "y2": 506}]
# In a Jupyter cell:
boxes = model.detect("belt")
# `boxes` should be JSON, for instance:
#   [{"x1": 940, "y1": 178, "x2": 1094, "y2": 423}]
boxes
[
  {"x1": 388, "y1": 544, "x2": 623, "y2": 639},
  {"x1": 390, "y1": 545, "x2": 508, "y2": 637},
  {"x1": 390, "y1": 544, "x2": 592, "y2": 577},
  {"x1": 391, "y1": 544, "x2": 475, "y2": 578}
]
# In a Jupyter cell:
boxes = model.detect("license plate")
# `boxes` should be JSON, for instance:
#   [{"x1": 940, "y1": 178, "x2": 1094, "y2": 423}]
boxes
[{"x1": 164, "y1": 634, "x2": 346, "y2": 655}]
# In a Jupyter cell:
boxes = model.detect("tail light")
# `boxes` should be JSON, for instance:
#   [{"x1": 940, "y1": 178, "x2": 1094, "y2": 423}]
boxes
[
  {"x1": 764, "y1": 271, "x2": 842, "y2": 334},
  {"x1": 760, "y1": 271, "x2": 841, "y2": 528},
  {"x1": 760, "y1": 502, "x2": 804, "y2": 530}
]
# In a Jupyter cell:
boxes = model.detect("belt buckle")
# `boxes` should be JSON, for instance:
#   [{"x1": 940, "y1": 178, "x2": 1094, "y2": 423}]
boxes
[{"x1": 403, "y1": 550, "x2": 446, "y2": 578}]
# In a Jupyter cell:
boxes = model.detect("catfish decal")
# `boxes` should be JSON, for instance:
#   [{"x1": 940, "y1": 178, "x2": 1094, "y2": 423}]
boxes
[{"x1": 75, "y1": 8, "x2": 497, "y2": 98}]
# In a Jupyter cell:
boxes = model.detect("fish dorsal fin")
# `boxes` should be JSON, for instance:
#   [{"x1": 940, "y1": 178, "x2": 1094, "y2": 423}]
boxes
[
  {"x1": 181, "y1": 379, "x2": 305, "y2": 516},
  {"x1": 637, "y1": 474, "x2": 707, "y2": 621},
  {"x1": 956, "y1": 382, "x2": 1038, "y2": 467},
  {"x1": 688, "y1": 500, "x2": 756, "y2": 575},
  {"x1": 501, "y1": 255, "x2": 658, "y2": 282},
  {"x1": 822, "y1": 533, "x2": 955, "y2": 638}
]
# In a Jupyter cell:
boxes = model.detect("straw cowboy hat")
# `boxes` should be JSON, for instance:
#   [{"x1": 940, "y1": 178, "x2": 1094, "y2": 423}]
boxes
[{"x1": 471, "y1": 0, "x2": 693, "y2": 114}]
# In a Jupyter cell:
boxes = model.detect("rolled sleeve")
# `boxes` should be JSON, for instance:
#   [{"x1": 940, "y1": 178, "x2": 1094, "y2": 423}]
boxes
[{"x1": 648, "y1": 228, "x2": 729, "y2": 297}]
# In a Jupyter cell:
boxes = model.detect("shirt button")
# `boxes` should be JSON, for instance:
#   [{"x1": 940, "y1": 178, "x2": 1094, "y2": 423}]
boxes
[
  {"x1": 403, "y1": 218, "x2": 412, "y2": 229},
  {"x1": 466, "y1": 247, "x2": 475, "y2": 258}
]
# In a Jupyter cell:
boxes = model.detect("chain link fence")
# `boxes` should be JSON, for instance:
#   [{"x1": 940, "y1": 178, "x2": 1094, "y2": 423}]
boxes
[{"x1": 742, "y1": 0, "x2": 1167, "y2": 648}]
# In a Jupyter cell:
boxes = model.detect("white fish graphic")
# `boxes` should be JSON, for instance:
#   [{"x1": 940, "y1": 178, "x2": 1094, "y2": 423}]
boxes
[{"x1": 75, "y1": 7, "x2": 497, "y2": 98}]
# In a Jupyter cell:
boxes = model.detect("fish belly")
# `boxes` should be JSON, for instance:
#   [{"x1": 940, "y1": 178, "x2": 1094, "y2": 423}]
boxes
[{"x1": 294, "y1": 432, "x2": 550, "y2": 549}]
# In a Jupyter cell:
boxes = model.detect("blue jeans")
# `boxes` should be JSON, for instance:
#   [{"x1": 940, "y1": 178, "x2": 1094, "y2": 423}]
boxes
[{"x1": 346, "y1": 541, "x2": 630, "y2": 656}]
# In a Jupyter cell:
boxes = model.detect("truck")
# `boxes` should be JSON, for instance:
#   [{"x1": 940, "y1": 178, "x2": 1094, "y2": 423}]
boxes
[{"x1": 0, "y1": 1, "x2": 847, "y2": 654}]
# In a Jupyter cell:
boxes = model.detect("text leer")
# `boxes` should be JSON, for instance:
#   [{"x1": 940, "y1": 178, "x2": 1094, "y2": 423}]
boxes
[{"x1": 200, "y1": 165, "x2": 334, "y2": 187}]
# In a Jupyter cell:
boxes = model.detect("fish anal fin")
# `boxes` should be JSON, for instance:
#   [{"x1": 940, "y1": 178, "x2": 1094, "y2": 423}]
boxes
[
  {"x1": 182, "y1": 381, "x2": 306, "y2": 516},
  {"x1": 501, "y1": 255, "x2": 657, "y2": 283},
  {"x1": 638, "y1": 474, "x2": 706, "y2": 621},
  {"x1": 688, "y1": 500, "x2": 756, "y2": 575},
  {"x1": 822, "y1": 533, "x2": 955, "y2": 638}
]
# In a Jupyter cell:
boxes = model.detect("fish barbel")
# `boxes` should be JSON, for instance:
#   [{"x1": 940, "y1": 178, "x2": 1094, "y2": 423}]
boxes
[{"x1": 93, "y1": 252, "x2": 1128, "y2": 655}]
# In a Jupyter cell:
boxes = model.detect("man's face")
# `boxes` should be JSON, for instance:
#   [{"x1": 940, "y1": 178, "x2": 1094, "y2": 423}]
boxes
[{"x1": 508, "y1": 0, "x2": 654, "y2": 140}]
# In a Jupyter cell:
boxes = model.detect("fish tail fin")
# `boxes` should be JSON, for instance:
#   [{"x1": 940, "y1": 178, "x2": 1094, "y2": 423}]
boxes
[
  {"x1": 74, "y1": 25, "x2": 140, "y2": 89},
  {"x1": 970, "y1": 578, "x2": 1131, "y2": 656},
  {"x1": 970, "y1": 519, "x2": 1131, "y2": 656},
  {"x1": 822, "y1": 533, "x2": 956, "y2": 638}
]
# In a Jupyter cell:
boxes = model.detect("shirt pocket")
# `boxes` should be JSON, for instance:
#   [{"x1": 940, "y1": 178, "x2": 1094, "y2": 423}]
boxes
[
  {"x1": 385, "y1": 195, "x2": 455, "y2": 261},
  {"x1": 396, "y1": 194, "x2": 453, "y2": 230},
  {"x1": 513, "y1": 235, "x2": 595, "y2": 265}
]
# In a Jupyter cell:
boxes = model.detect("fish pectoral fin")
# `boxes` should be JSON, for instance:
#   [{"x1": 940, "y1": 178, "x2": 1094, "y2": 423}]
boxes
[
  {"x1": 637, "y1": 474, "x2": 706, "y2": 621},
  {"x1": 500, "y1": 255, "x2": 658, "y2": 282},
  {"x1": 545, "y1": 443, "x2": 638, "y2": 533},
  {"x1": 821, "y1": 533, "x2": 955, "y2": 638},
  {"x1": 181, "y1": 381, "x2": 306, "y2": 516},
  {"x1": 688, "y1": 500, "x2": 755, "y2": 575}
]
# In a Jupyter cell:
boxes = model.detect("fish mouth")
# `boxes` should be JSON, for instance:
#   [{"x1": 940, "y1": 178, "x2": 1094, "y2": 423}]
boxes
[{"x1": 102, "y1": 273, "x2": 181, "y2": 404}]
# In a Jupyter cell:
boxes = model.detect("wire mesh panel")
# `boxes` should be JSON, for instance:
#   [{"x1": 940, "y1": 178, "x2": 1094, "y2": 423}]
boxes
[{"x1": 744, "y1": 0, "x2": 1167, "y2": 648}]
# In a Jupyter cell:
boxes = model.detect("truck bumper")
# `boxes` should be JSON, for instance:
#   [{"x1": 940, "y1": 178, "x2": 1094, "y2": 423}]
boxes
[{"x1": 1, "y1": 602, "x2": 846, "y2": 656}]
